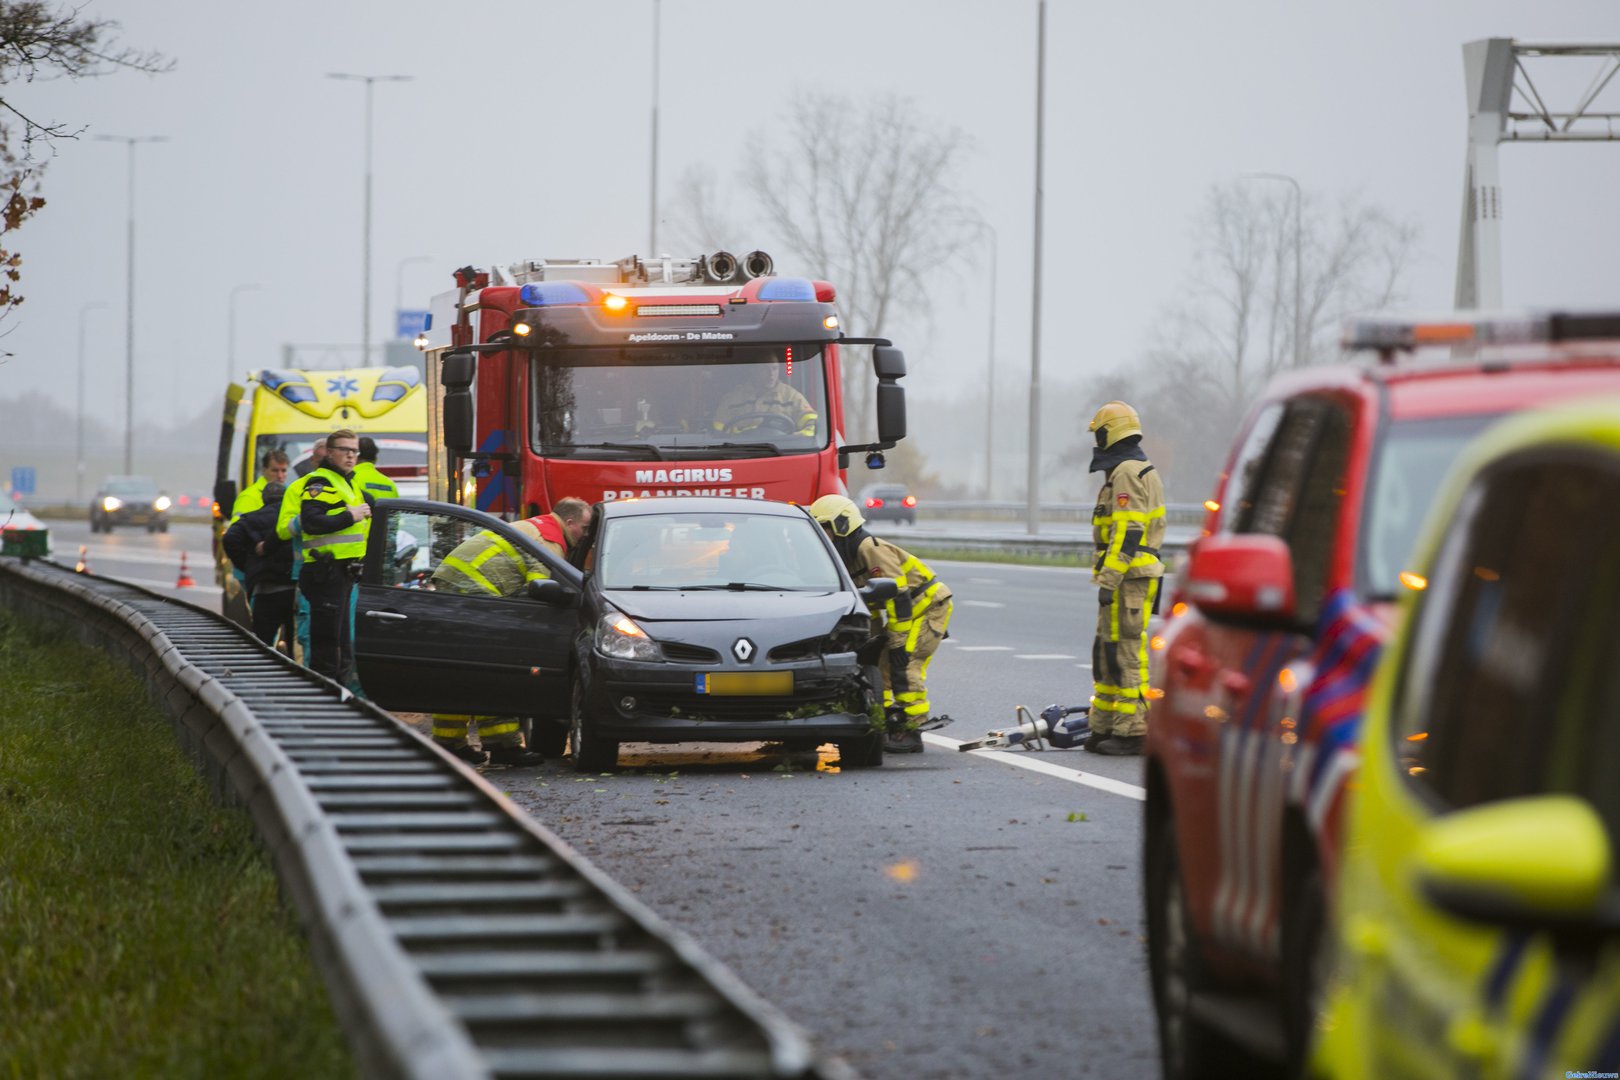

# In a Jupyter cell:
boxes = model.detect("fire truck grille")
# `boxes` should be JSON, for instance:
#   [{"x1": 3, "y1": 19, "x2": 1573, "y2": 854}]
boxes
[{"x1": 635, "y1": 304, "x2": 723, "y2": 317}]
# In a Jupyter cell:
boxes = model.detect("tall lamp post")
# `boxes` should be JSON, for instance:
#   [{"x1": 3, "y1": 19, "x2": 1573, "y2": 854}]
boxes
[
  {"x1": 327, "y1": 72, "x2": 413, "y2": 366},
  {"x1": 77, "y1": 302, "x2": 109, "y2": 501},
  {"x1": 979, "y1": 222, "x2": 998, "y2": 498},
  {"x1": 1242, "y1": 172, "x2": 1304, "y2": 368},
  {"x1": 94, "y1": 133, "x2": 167, "y2": 475},
  {"x1": 649, "y1": 0, "x2": 662, "y2": 255},
  {"x1": 228, "y1": 283, "x2": 263, "y2": 382},
  {"x1": 1026, "y1": 0, "x2": 1047, "y2": 534}
]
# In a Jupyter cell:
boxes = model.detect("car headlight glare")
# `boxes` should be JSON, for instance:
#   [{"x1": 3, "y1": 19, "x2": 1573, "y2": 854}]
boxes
[
  {"x1": 153, "y1": 496, "x2": 172, "y2": 512},
  {"x1": 595, "y1": 610, "x2": 663, "y2": 662},
  {"x1": 102, "y1": 496, "x2": 122, "y2": 512}
]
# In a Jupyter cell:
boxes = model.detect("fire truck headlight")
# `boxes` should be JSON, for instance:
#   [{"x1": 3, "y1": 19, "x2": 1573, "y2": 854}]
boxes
[
  {"x1": 511, "y1": 321, "x2": 532, "y2": 337},
  {"x1": 603, "y1": 294, "x2": 629, "y2": 313},
  {"x1": 823, "y1": 315, "x2": 839, "y2": 330}
]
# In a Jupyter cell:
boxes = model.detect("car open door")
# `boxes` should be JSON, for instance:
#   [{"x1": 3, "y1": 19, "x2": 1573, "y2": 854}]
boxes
[{"x1": 354, "y1": 498, "x2": 580, "y2": 716}]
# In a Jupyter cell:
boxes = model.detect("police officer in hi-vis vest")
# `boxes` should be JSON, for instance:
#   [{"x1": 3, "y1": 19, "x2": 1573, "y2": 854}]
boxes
[
  {"x1": 297, "y1": 429, "x2": 372, "y2": 684},
  {"x1": 1086, "y1": 401, "x2": 1166, "y2": 756}
]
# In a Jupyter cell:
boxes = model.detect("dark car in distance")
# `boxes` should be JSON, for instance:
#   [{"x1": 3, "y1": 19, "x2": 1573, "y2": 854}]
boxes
[
  {"x1": 90, "y1": 475, "x2": 171, "y2": 533},
  {"x1": 353, "y1": 496, "x2": 896, "y2": 770},
  {"x1": 857, "y1": 482, "x2": 916, "y2": 525}
]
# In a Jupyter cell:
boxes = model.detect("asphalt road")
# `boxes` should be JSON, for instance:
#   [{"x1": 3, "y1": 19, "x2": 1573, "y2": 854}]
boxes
[{"x1": 46, "y1": 522, "x2": 1160, "y2": 1079}]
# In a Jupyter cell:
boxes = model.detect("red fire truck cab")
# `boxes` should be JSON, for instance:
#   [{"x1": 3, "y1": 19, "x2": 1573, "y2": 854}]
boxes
[{"x1": 417, "y1": 252, "x2": 907, "y2": 516}]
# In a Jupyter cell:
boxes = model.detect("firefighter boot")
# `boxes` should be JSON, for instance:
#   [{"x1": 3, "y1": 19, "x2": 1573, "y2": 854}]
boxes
[
  {"x1": 447, "y1": 744, "x2": 488, "y2": 767},
  {"x1": 884, "y1": 729, "x2": 924, "y2": 753},
  {"x1": 488, "y1": 744, "x2": 544, "y2": 767},
  {"x1": 1093, "y1": 734, "x2": 1145, "y2": 756}
]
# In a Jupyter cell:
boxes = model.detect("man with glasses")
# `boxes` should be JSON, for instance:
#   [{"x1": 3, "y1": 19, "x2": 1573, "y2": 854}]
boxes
[{"x1": 297, "y1": 429, "x2": 373, "y2": 684}]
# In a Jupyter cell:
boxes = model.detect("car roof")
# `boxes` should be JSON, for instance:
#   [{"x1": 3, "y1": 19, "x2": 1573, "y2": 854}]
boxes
[
  {"x1": 1259, "y1": 352, "x2": 1620, "y2": 422},
  {"x1": 598, "y1": 496, "x2": 810, "y2": 519}
]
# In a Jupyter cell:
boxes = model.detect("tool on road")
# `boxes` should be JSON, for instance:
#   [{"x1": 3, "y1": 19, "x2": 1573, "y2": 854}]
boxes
[
  {"x1": 175, "y1": 552, "x2": 196, "y2": 588},
  {"x1": 957, "y1": 703, "x2": 1090, "y2": 752}
]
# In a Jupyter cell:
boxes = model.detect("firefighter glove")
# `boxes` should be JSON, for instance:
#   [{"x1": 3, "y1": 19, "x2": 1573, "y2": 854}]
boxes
[{"x1": 1097, "y1": 588, "x2": 1115, "y2": 607}]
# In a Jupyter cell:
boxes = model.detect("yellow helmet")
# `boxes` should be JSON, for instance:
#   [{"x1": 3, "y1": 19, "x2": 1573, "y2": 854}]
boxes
[
  {"x1": 1089, "y1": 400, "x2": 1143, "y2": 449},
  {"x1": 808, "y1": 493, "x2": 865, "y2": 537}
]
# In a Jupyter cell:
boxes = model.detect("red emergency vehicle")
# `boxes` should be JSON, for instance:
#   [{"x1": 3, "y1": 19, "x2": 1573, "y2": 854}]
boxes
[
  {"x1": 1142, "y1": 311, "x2": 1620, "y2": 1079},
  {"x1": 417, "y1": 252, "x2": 907, "y2": 515}
]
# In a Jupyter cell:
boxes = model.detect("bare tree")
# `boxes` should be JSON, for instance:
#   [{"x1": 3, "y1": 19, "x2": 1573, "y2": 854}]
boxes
[
  {"x1": 743, "y1": 91, "x2": 980, "y2": 440},
  {"x1": 1059, "y1": 181, "x2": 1418, "y2": 501},
  {"x1": 660, "y1": 165, "x2": 745, "y2": 257},
  {"x1": 0, "y1": 2, "x2": 170, "y2": 332}
]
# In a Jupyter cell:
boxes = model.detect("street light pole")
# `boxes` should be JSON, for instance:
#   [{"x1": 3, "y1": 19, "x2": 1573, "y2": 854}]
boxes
[
  {"x1": 94, "y1": 133, "x2": 167, "y2": 476},
  {"x1": 649, "y1": 0, "x2": 662, "y2": 255},
  {"x1": 1026, "y1": 0, "x2": 1047, "y2": 534},
  {"x1": 228, "y1": 283, "x2": 263, "y2": 382},
  {"x1": 980, "y1": 222, "x2": 998, "y2": 498},
  {"x1": 328, "y1": 72, "x2": 413, "y2": 366},
  {"x1": 1242, "y1": 172, "x2": 1304, "y2": 368},
  {"x1": 77, "y1": 302, "x2": 109, "y2": 502}
]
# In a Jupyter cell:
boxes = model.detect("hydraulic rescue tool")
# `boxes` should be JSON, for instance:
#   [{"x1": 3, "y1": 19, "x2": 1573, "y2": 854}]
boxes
[{"x1": 957, "y1": 703, "x2": 1090, "y2": 752}]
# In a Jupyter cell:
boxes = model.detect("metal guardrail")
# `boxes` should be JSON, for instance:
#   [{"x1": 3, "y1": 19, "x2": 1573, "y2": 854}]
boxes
[
  {"x1": 0, "y1": 555, "x2": 842, "y2": 1080},
  {"x1": 914, "y1": 501, "x2": 1207, "y2": 525}
]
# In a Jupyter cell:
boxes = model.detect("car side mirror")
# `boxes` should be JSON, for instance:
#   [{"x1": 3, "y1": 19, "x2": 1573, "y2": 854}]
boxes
[
  {"x1": 1182, "y1": 534, "x2": 1295, "y2": 626},
  {"x1": 860, "y1": 578, "x2": 899, "y2": 605},
  {"x1": 527, "y1": 577, "x2": 579, "y2": 607},
  {"x1": 1415, "y1": 795, "x2": 1617, "y2": 932}
]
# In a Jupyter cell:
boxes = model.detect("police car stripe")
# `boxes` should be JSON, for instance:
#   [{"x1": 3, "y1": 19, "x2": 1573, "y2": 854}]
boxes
[{"x1": 1520, "y1": 971, "x2": 1579, "y2": 1080}]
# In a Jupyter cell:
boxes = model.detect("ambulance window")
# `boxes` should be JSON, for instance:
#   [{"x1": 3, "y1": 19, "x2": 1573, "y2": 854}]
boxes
[{"x1": 1398, "y1": 450, "x2": 1620, "y2": 843}]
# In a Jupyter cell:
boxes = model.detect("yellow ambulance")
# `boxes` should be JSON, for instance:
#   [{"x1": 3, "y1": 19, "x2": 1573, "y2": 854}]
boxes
[{"x1": 212, "y1": 366, "x2": 427, "y2": 624}]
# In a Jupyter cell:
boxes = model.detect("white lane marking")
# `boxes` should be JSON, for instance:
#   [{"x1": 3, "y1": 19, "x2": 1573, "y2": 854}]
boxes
[
  {"x1": 1014, "y1": 653, "x2": 1077, "y2": 660},
  {"x1": 924, "y1": 733, "x2": 1146, "y2": 801},
  {"x1": 968, "y1": 577, "x2": 1002, "y2": 585},
  {"x1": 954, "y1": 645, "x2": 1014, "y2": 652},
  {"x1": 957, "y1": 599, "x2": 1006, "y2": 608},
  {"x1": 1075, "y1": 663, "x2": 1092, "y2": 670}
]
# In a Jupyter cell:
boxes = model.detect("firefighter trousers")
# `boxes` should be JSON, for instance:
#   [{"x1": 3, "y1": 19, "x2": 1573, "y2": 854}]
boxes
[
  {"x1": 431, "y1": 715, "x2": 522, "y2": 750},
  {"x1": 1092, "y1": 577, "x2": 1159, "y2": 737},
  {"x1": 882, "y1": 597, "x2": 952, "y2": 728}
]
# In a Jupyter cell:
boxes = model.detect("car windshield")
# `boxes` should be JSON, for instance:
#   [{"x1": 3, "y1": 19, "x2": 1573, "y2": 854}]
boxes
[
  {"x1": 104, "y1": 477, "x2": 159, "y2": 496},
  {"x1": 597, "y1": 512, "x2": 842, "y2": 591},
  {"x1": 531, "y1": 344, "x2": 829, "y2": 459},
  {"x1": 1360, "y1": 413, "x2": 1500, "y2": 598}
]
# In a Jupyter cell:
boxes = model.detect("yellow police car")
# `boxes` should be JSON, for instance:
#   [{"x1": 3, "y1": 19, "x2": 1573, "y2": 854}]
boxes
[{"x1": 1314, "y1": 399, "x2": 1620, "y2": 1079}]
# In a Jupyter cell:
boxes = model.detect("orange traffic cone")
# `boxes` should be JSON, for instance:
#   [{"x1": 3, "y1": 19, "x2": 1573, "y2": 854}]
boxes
[
  {"x1": 75, "y1": 545, "x2": 89, "y2": 574},
  {"x1": 175, "y1": 552, "x2": 196, "y2": 588}
]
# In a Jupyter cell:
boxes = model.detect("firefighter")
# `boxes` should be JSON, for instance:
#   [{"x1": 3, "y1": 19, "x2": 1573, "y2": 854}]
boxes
[
  {"x1": 297, "y1": 429, "x2": 371, "y2": 685},
  {"x1": 427, "y1": 497, "x2": 593, "y2": 767},
  {"x1": 352, "y1": 437, "x2": 398, "y2": 500},
  {"x1": 809, "y1": 494, "x2": 951, "y2": 753},
  {"x1": 1086, "y1": 401, "x2": 1166, "y2": 756},
  {"x1": 712, "y1": 360, "x2": 817, "y2": 437}
]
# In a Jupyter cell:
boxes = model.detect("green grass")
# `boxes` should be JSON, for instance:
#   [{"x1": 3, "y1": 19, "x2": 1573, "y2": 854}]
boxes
[{"x1": 0, "y1": 613, "x2": 353, "y2": 1080}]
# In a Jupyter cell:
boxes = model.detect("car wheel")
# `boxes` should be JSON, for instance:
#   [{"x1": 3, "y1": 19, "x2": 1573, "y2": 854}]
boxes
[
  {"x1": 147, "y1": 522, "x2": 158, "y2": 534},
  {"x1": 568, "y1": 675, "x2": 618, "y2": 772},
  {"x1": 835, "y1": 730, "x2": 884, "y2": 768},
  {"x1": 1146, "y1": 814, "x2": 1253, "y2": 1080},
  {"x1": 1282, "y1": 864, "x2": 1328, "y2": 1076},
  {"x1": 529, "y1": 717, "x2": 568, "y2": 759},
  {"x1": 157, "y1": 520, "x2": 169, "y2": 534}
]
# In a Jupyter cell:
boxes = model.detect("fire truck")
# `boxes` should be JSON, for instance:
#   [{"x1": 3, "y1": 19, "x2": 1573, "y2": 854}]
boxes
[{"x1": 415, "y1": 251, "x2": 907, "y2": 515}]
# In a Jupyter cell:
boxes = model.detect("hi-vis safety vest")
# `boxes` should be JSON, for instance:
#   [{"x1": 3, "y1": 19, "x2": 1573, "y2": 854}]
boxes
[
  {"x1": 1092, "y1": 459, "x2": 1166, "y2": 591},
  {"x1": 300, "y1": 468, "x2": 369, "y2": 562},
  {"x1": 433, "y1": 527, "x2": 548, "y2": 597},
  {"x1": 853, "y1": 535, "x2": 950, "y2": 630},
  {"x1": 351, "y1": 460, "x2": 398, "y2": 500},
  {"x1": 276, "y1": 472, "x2": 314, "y2": 542},
  {"x1": 231, "y1": 476, "x2": 267, "y2": 524}
]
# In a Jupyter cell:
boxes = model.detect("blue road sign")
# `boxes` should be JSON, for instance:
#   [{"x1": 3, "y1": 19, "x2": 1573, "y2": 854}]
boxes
[
  {"x1": 10, "y1": 466, "x2": 35, "y2": 496},
  {"x1": 395, "y1": 309, "x2": 430, "y2": 340}
]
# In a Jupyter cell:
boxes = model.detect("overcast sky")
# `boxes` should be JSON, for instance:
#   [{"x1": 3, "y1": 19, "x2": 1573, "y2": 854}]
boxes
[{"x1": 4, "y1": 0, "x2": 1618, "y2": 450}]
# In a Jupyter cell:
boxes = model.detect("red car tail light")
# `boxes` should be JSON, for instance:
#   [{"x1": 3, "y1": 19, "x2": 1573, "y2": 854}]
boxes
[
  {"x1": 903, "y1": 496, "x2": 916, "y2": 507},
  {"x1": 866, "y1": 498, "x2": 883, "y2": 508}
]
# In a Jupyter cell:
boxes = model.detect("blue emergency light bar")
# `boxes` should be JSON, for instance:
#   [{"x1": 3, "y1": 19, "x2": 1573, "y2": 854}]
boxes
[
  {"x1": 518, "y1": 281, "x2": 593, "y2": 307},
  {"x1": 755, "y1": 277, "x2": 817, "y2": 302}
]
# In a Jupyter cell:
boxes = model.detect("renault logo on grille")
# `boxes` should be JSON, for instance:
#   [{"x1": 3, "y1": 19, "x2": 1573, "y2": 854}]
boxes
[{"x1": 732, "y1": 637, "x2": 756, "y2": 662}]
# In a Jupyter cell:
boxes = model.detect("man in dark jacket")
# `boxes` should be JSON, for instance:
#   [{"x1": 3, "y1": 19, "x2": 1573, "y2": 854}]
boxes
[{"x1": 222, "y1": 481, "x2": 296, "y2": 651}]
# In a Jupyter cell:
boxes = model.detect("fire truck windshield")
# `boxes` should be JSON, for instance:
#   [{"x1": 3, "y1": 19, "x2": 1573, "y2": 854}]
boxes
[
  {"x1": 531, "y1": 344, "x2": 829, "y2": 459},
  {"x1": 1359, "y1": 413, "x2": 1498, "y2": 599}
]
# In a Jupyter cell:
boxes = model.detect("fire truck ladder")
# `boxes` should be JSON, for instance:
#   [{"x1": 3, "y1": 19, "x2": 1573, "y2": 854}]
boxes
[{"x1": 1457, "y1": 39, "x2": 1620, "y2": 309}]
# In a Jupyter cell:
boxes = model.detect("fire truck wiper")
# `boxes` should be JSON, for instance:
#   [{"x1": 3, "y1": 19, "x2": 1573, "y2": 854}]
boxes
[
  {"x1": 709, "y1": 442, "x2": 782, "y2": 456},
  {"x1": 567, "y1": 442, "x2": 666, "y2": 460}
]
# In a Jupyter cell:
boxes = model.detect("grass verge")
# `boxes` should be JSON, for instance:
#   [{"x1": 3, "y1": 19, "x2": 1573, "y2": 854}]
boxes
[{"x1": 0, "y1": 612, "x2": 353, "y2": 1079}]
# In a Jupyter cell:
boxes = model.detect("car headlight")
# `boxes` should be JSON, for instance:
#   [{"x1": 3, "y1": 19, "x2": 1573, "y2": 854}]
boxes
[
  {"x1": 595, "y1": 610, "x2": 664, "y2": 662},
  {"x1": 153, "y1": 496, "x2": 172, "y2": 512},
  {"x1": 102, "y1": 496, "x2": 122, "y2": 512}
]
